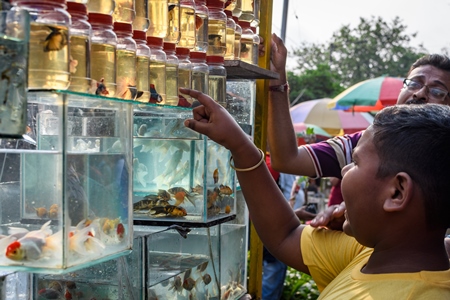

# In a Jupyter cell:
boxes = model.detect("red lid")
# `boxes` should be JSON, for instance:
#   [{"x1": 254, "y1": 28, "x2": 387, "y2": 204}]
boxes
[
  {"x1": 238, "y1": 20, "x2": 250, "y2": 28},
  {"x1": 133, "y1": 30, "x2": 146, "y2": 41},
  {"x1": 114, "y1": 22, "x2": 132, "y2": 33},
  {"x1": 147, "y1": 36, "x2": 164, "y2": 48},
  {"x1": 224, "y1": 9, "x2": 232, "y2": 18},
  {"x1": 206, "y1": 0, "x2": 224, "y2": 8},
  {"x1": 12, "y1": 0, "x2": 66, "y2": 7},
  {"x1": 250, "y1": 26, "x2": 257, "y2": 34},
  {"x1": 206, "y1": 55, "x2": 224, "y2": 64},
  {"x1": 88, "y1": 13, "x2": 113, "y2": 26},
  {"x1": 232, "y1": 16, "x2": 240, "y2": 24},
  {"x1": 163, "y1": 42, "x2": 176, "y2": 51},
  {"x1": 190, "y1": 51, "x2": 207, "y2": 60},
  {"x1": 67, "y1": 2, "x2": 87, "y2": 15},
  {"x1": 176, "y1": 47, "x2": 190, "y2": 56}
]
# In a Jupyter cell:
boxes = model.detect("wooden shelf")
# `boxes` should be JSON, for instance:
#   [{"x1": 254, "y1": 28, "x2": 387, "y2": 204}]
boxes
[{"x1": 224, "y1": 60, "x2": 280, "y2": 80}]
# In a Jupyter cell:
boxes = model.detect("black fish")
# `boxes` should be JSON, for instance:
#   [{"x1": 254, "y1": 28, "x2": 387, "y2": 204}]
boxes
[{"x1": 43, "y1": 27, "x2": 67, "y2": 52}]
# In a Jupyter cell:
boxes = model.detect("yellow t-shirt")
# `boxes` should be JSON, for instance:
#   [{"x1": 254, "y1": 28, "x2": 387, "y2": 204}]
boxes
[{"x1": 301, "y1": 226, "x2": 450, "y2": 299}]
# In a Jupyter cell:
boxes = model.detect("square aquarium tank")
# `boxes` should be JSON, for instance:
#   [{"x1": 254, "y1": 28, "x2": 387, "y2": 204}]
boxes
[
  {"x1": 0, "y1": 90, "x2": 133, "y2": 273},
  {"x1": 226, "y1": 79, "x2": 256, "y2": 138},
  {"x1": 132, "y1": 106, "x2": 236, "y2": 226}
]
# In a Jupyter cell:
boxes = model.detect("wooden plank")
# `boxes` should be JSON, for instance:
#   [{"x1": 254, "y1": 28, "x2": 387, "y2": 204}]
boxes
[{"x1": 225, "y1": 60, "x2": 280, "y2": 80}]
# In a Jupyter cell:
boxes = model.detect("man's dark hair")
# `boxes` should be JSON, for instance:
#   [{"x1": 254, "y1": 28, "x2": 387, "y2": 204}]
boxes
[
  {"x1": 408, "y1": 54, "x2": 450, "y2": 76},
  {"x1": 372, "y1": 104, "x2": 450, "y2": 229}
]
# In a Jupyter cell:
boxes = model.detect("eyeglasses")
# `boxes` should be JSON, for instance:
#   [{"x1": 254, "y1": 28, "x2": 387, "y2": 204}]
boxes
[{"x1": 403, "y1": 79, "x2": 450, "y2": 101}]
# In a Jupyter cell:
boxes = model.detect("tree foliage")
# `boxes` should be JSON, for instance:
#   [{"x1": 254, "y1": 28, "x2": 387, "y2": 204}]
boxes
[{"x1": 291, "y1": 16, "x2": 428, "y2": 90}]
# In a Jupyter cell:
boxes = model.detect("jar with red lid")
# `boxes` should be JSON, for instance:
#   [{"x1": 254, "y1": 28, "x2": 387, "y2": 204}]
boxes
[
  {"x1": 11, "y1": 0, "x2": 71, "y2": 90},
  {"x1": 232, "y1": 16, "x2": 241, "y2": 60},
  {"x1": 133, "y1": 0, "x2": 150, "y2": 32},
  {"x1": 207, "y1": 55, "x2": 226, "y2": 107},
  {"x1": 89, "y1": 12, "x2": 117, "y2": 96},
  {"x1": 178, "y1": 0, "x2": 196, "y2": 49},
  {"x1": 147, "y1": 36, "x2": 167, "y2": 104},
  {"x1": 238, "y1": 20, "x2": 254, "y2": 64},
  {"x1": 224, "y1": 9, "x2": 235, "y2": 60},
  {"x1": 133, "y1": 30, "x2": 150, "y2": 102},
  {"x1": 240, "y1": 0, "x2": 254, "y2": 23},
  {"x1": 147, "y1": 0, "x2": 169, "y2": 38},
  {"x1": 87, "y1": 0, "x2": 115, "y2": 15},
  {"x1": 193, "y1": 0, "x2": 208, "y2": 52},
  {"x1": 163, "y1": 42, "x2": 179, "y2": 106},
  {"x1": 190, "y1": 51, "x2": 209, "y2": 95},
  {"x1": 165, "y1": 0, "x2": 181, "y2": 44},
  {"x1": 176, "y1": 47, "x2": 192, "y2": 105},
  {"x1": 114, "y1": 22, "x2": 137, "y2": 100},
  {"x1": 67, "y1": 1, "x2": 91, "y2": 93},
  {"x1": 113, "y1": 0, "x2": 136, "y2": 24},
  {"x1": 206, "y1": 0, "x2": 226, "y2": 57}
]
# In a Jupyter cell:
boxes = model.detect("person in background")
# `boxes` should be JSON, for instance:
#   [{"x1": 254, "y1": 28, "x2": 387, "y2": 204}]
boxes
[
  {"x1": 182, "y1": 87, "x2": 450, "y2": 298},
  {"x1": 327, "y1": 177, "x2": 344, "y2": 206}
]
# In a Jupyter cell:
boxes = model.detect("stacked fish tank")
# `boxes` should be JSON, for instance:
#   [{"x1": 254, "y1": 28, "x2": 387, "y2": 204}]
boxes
[
  {"x1": 32, "y1": 232, "x2": 144, "y2": 299},
  {"x1": 132, "y1": 105, "x2": 236, "y2": 225},
  {"x1": 0, "y1": 90, "x2": 133, "y2": 273},
  {"x1": 226, "y1": 80, "x2": 256, "y2": 138}
]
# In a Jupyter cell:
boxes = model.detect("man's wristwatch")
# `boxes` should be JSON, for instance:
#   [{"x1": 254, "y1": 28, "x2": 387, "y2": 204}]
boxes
[{"x1": 269, "y1": 82, "x2": 289, "y2": 93}]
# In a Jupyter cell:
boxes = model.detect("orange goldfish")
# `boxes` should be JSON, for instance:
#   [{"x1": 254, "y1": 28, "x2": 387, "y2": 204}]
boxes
[
  {"x1": 219, "y1": 184, "x2": 233, "y2": 196},
  {"x1": 150, "y1": 205, "x2": 187, "y2": 217},
  {"x1": 213, "y1": 168, "x2": 219, "y2": 184}
]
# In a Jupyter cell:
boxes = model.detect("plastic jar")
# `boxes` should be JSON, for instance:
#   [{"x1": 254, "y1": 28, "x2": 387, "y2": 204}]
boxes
[
  {"x1": 207, "y1": 55, "x2": 226, "y2": 107},
  {"x1": 113, "y1": 0, "x2": 136, "y2": 24},
  {"x1": 89, "y1": 13, "x2": 117, "y2": 96},
  {"x1": 178, "y1": 0, "x2": 196, "y2": 49},
  {"x1": 232, "y1": 16, "x2": 241, "y2": 60},
  {"x1": 190, "y1": 51, "x2": 209, "y2": 95},
  {"x1": 133, "y1": 30, "x2": 151, "y2": 102},
  {"x1": 67, "y1": 2, "x2": 91, "y2": 93},
  {"x1": 206, "y1": 0, "x2": 226, "y2": 57},
  {"x1": 176, "y1": 47, "x2": 192, "y2": 104},
  {"x1": 163, "y1": 42, "x2": 179, "y2": 106},
  {"x1": 147, "y1": 36, "x2": 167, "y2": 104},
  {"x1": 240, "y1": 0, "x2": 254, "y2": 22},
  {"x1": 165, "y1": 0, "x2": 180, "y2": 44},
  {"x1": 147, "y1": 0, "x2": 169, "y2": 38},
  {"x1": 114, "y1": 22, "x2": 137, "y2": 100},
  {"x1": 251, "y1": 0, "x2": 260, "y2": 26},
  {"x1": 193, "y1": 0, "x2": 209, "y2": 52},
  {"x1": 87, "y1": 0, "x2": 115, "y2": 15},
  {"x1": 238, "y1": 20, "x2": 254, "y2": 64},
  {"x1": 224, "y1": 9, "x2": 235, "y2": 60},
  {"x1": 133, "y1": 0, "x2": 150, "y2": 31},
  {"x1": 11, "y1": 0, "x2": 71, "y2": 90},
  {"x1": 250, "y1": 26, "x2": 260, "y2": 65},
  {"x1": 231, "y1": 0, "x2": 241, "y2": 17}
]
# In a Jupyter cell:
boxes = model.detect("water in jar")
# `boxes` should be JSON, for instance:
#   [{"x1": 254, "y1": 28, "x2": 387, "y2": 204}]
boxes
[
  {"x1": 90, "y1": 43, "x2": 116, "y2": 96},
  {"x1": 178, "y1": 5, "x2": 196, "y2": 49},
  {"x1": 192, "y1": 68, "x2": 208, "y2": 94},
  {"x1": 116, "y1": 49, "x2": 137, "y2": 99},
  {"x1": 208, "y1": 75, "x2": 226, "y2": 107},
  {"x1": 194, "y1": 12, "x2": 208, "y2": 52},
  {"x1": 165, "y1": 63, "x2": 179, "y2": 106},
  {"x1": 207, "y1": 19, "x2": 226, "y2": 56},
  {"x1": 113, "y1": 0, "x2": 136, "y2": 23},
  {"x1": 234, "y1": 30, "x2": 241, "y2": 59},
  {"x1": 133, "y1": 0, "x2": 150, "y2": 31},
  {"x1": 69, "y1": 35, "x2": 90, "y2": 93},
  {"x1": 87, "y1": 0, "x2": 116, "y2": 15},
  {"x1": 225, "y1": 25, "x2": 235, "y2": 59},
  {"x1": 166, "y1": 1, "x2": 180, "y2": 44},
  {"x1": 240, "y1": 37, "x2": 253, "y2": 64},
  {"x1": 149, "y1": 60, "x2": 166, "y2": 104},
  {"x1": 28, "y1": 23, "x2": 70, "y2": 90},
  {"x1": 135, "y1": 55, "x2": 150, "y2": 102},
  {"x1": 178, "y1": 67, "x2": 192, "y2": 102},
  {"x1": 148, "y1": 0, "x2": 169, "y2": 38}
]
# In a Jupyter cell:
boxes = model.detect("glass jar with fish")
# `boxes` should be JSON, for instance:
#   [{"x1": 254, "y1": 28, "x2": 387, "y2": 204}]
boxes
[
  {"x1": 147, "y1": 36, "x2": 167, "y2": 104},
  {"x1": 88, "y1": 12, "x2": 117, "y2": 96},
  {"x1": 164, "y1": 0, "x2": 180, "y2": 44},
  {"x1": 206, "y1": 0, "x2": 226, "y2": 57},
  {"x1": 114, "y1": 22, "x2": 137, "y2": 100},
  {"x1": 193, "y1": 0, "x2": 208, "y2": 52},
  {"x1": 113, "y1": 0, "x2": 136, "y2": 24},
  {"x1": 11, "y1": 0, "x2": 71, "y2": 90},
  {"x1": 133, "y1": 30, "x2": 151, "y2": 102},
  {"x1": 250, "y1": 25, "x2": 259, "y2": 65},
  {"x1": 207, "y1": 55, "x2": 226, "y2": 108},
  {"x1": 147, "y1": 0, "x2": 169, "y2": 38},
  {"x1": 239, "y1": 0, "x2": 253, "y2": 23},
  {"x1": 238, "y1": 20, "x2": 253, "y2": 64},
  {"x1": 163, "y1": 42, "x2": 179, "y2": 106},
  {"x1": 133, "y1": 0, "x2": 150, "y2": 32},
  {"x1": 178, "y1": 0, "x2": 196, "y2": 49},
  {"x1": 176, "y1": 47, "x2": 192, "y2": 106},
  {"x1": 86, "y1": 0, "x2": 115, "y2": 15},
  {"x1": 232, "y1": 15, "x2": 241, "y2": 60},
  {"x1": 190, "y1": 51, "x2": 209, "y2": 95},
  {"x1": 67, "y1": 2, "x2": 92, "y2": 93},
  {"x1": 224, "y1": 9, "x2": 235, "y2": 60}
]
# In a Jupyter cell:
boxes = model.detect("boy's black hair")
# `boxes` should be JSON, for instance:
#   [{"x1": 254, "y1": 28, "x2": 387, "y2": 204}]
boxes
[
  {"x1": 408, "y1": 54, "x2": 450, "y2": 75},
  {"x1": 372, "y1": 104, "x2": 450, "y2": 229}
]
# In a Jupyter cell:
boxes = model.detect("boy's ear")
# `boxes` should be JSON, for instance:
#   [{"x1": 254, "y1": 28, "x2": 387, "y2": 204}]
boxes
[{"x1": 383, "y1": 172, "x2": 413, "y2": 212}]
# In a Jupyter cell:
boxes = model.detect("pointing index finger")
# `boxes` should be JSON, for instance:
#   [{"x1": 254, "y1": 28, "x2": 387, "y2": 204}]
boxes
[{"x1": 179, "y1": 88, "x2": 216, "y2": 108}]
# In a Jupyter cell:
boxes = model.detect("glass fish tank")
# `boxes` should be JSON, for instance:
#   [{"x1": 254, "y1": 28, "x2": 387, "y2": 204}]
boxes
[
  {"x1": 0, "y1": 271, "x2": 31, "y2": 300},
  {"x1": 0, "y1": 90, "x2": 133, "y2": 273},
  {"x1": 132, "y1": 105, "x2": 236, "y2": 225},
  {"x1": 226, "y1": 79, "x2": 256, "y2": 138},
  {"x1": 32, "y1": 233, "x2": 144, "y2": 300}
]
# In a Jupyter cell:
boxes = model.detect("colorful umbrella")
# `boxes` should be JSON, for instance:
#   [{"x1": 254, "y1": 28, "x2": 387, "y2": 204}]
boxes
[
  {"x1": 328, "y1": 76, "x2": 404, "y2": 109},
  {"x1": 290, "y1": 98, "x2": 374, "y2": 135},
  {"x1": 293, "y1": 122, "x2": 332, "y2": 138}
]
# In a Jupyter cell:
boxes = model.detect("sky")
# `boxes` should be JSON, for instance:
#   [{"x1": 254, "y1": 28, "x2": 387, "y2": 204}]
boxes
[{"x1": 271, "y1": 0, "x2": 450, "y2": 70}]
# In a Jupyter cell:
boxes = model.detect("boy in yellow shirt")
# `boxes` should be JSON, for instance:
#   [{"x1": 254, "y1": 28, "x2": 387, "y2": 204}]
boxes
[{"x1": 181, "y1": 87, "x2": 450, "y2": 299}]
